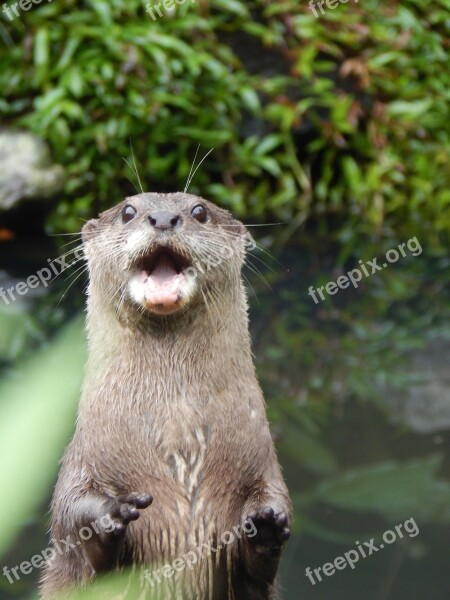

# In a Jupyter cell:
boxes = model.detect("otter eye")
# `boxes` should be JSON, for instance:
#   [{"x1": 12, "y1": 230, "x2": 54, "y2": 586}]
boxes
[
  {"x1": 122, "y1": 205, "x2": 136, "y2": 223},
  {"x1": 191, "y1": 204, "x2": 207, "y2": 223}
]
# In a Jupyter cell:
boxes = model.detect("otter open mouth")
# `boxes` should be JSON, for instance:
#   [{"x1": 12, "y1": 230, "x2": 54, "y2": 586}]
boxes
[{"x1": 133, "y1": 247, "x2": 193, "y2": 314}]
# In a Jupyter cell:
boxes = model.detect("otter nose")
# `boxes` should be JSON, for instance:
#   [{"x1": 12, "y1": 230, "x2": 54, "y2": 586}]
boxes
[{"x1": 148, "y1": 211, "x2": 180, "y2": 231}]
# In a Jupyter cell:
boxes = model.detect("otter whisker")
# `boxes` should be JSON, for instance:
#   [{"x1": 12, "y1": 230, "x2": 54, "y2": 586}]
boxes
[
  {"x1": 58, "y1": 239, "x2": 85, "y2": 251},
  {"x1": 48, "y1": 231, "x2": 88, "y2": 237},
  {"x1": 198, "y1": 227, "x2": 283, "y2": 269},
  {"x1": 200, "y1": 289, "x2": 216, "y2": 332},
  {"x1": 202, "y1": 287, "x2": 224, "y2": 334},
  {"x1": 57, "y1": 264, "x2": 89, "y2": 306},
  {"x1": 130, "y1": 139, "x2": 144, "y2": 194},
  {"x1": 30, "y1": 248, "x2": 87, "y2": 301},
  {"x1": 115, "y1": 286, "x2": 128, "y2": 321},
  {"x1": 184, "y1": 147, "x2": 214, "y2": 193},
  {"x1": 122, "y1": 160, "x2": 141, "y2": 194},
  {"x1": 241, "y1": 272, "x2": 258, "y2": 303},
  {"x1": 120, "y1": 139, "x2": 145, "y2": 195},
  {"x1": 244, "y1": 258, "x2": 272, "y2": 290},
  {"x1": 221, "y1": 222, "x2": 285, "y2": 227},
  {"x1": 60, "y1": 259, "x2": 89, "y2": 284},
  {"x1": 245, "y1": 251, "x2": 275, "y2": 273},
  {"x1": 184, "y1": 144, "x2": 200, "y2": 193}
]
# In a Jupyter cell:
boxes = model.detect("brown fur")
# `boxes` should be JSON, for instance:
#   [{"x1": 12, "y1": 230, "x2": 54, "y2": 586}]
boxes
[{"x1": 40, "y1": 193, "x2": 291, "y2": 599}]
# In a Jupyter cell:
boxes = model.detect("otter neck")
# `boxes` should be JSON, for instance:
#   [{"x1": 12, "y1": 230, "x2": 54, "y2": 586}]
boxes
[{"x1": 80, "y1": 280, "x2": 256, "y2": 417}]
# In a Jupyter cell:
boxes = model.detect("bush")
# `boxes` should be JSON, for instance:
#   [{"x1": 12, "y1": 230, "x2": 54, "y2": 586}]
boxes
[{"x1": 0, "y1": 0, "x2": 448, "y2": 250}]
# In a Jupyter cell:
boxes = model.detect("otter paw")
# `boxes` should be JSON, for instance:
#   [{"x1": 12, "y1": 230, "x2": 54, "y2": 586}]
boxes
[
  {"x1": 104, "y1": 492, "x2": 153, "y2": 536},
  {"x1": 244, "y1": 508, "x2": 290, "y2": 557}
]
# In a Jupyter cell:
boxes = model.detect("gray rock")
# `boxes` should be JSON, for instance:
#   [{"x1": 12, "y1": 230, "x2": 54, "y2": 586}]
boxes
[
  {"x1": 384, "y1": 335, "x2": 450, "y2": 434},
  {"x1": 0, "y1": 130, "x2": 65, "y2": 211}
]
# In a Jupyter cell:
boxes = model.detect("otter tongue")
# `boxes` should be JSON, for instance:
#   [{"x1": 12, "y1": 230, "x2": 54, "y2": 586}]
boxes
[
  {"x1": 144, "y1": 254, "x2": 182, "y2": 306},
  {"x1": 149, "y1": 254, "x2": 178, "y2": 286}
]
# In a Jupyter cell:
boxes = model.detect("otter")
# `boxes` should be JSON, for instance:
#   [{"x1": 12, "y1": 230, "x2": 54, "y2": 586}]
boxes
[{"x1": 40, "y1": 192, "x2": 291, "y2": 600}]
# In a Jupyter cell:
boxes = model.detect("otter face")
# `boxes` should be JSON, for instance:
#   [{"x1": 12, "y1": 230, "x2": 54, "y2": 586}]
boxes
[{"x1": 82, "y1": 193, "x2": 248, "y2": 318}]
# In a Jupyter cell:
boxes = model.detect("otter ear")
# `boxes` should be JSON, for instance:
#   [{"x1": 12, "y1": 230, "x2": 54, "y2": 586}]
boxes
[{"x1": 82, "y1": 219, "x2": 99, "y2": 243}]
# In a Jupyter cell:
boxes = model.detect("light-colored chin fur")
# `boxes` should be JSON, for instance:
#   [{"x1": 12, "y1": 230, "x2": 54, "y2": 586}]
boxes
[{"x1": 128, "y1": 271, "x2": 198, "y2": 315}]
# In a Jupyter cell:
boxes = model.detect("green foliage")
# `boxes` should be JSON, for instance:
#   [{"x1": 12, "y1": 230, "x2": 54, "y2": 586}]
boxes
[
  {"x1": 0, "y1": 317, "x2": 85, "y2": 554},
  {"x1": 0, "y1": 302, "x2": 42, "y2": 361},
  {"x1": 311, "y1": 455, "x2": 450, "y2": 525},
  {"x1": 0, "y1": 0, "x2": 448, "y2": 245}
]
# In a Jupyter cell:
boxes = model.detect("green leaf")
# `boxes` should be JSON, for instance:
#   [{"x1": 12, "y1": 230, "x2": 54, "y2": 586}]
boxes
[
  {"x1": 388, "y1": 99, "x2": 433, "y2": 119},
  {"x1": 239, "y1": 87, "x2": 261, "y2": 112},
  {"x1": 0, "y1": 318, "x2": 86, "y2": 556},
  {"x1": 34, "y1": 27, "x2": 50, "y2": 83},
  {"x1": 313, "y1": 456, "x2": 450, "y2": 524},
  {"x1": 211, "y1": 0, "x2": 249, "y2": 17}
]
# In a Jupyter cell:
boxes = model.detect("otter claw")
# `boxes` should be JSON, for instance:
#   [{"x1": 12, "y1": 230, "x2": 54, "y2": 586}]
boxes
[
  {"x1": 244, "y1": 507, "x2": 290, "y2": 557},
  {"x1": 103, "y1": 492, "x2": 153, "y2": 535}
]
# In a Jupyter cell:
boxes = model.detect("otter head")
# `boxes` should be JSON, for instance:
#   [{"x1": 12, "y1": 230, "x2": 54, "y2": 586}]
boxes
[{"x1": 82, "y1": 193, "x2": 250, "y2": 322}]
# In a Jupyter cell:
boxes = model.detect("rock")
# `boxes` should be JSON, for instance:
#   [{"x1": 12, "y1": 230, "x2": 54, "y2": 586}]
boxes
[
  {"x1": 384, "y1": 336, "x2": 450, "y2": 434},
  {"x1": 0, "y1": 130, "x2": 65, "y2": 211}
]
